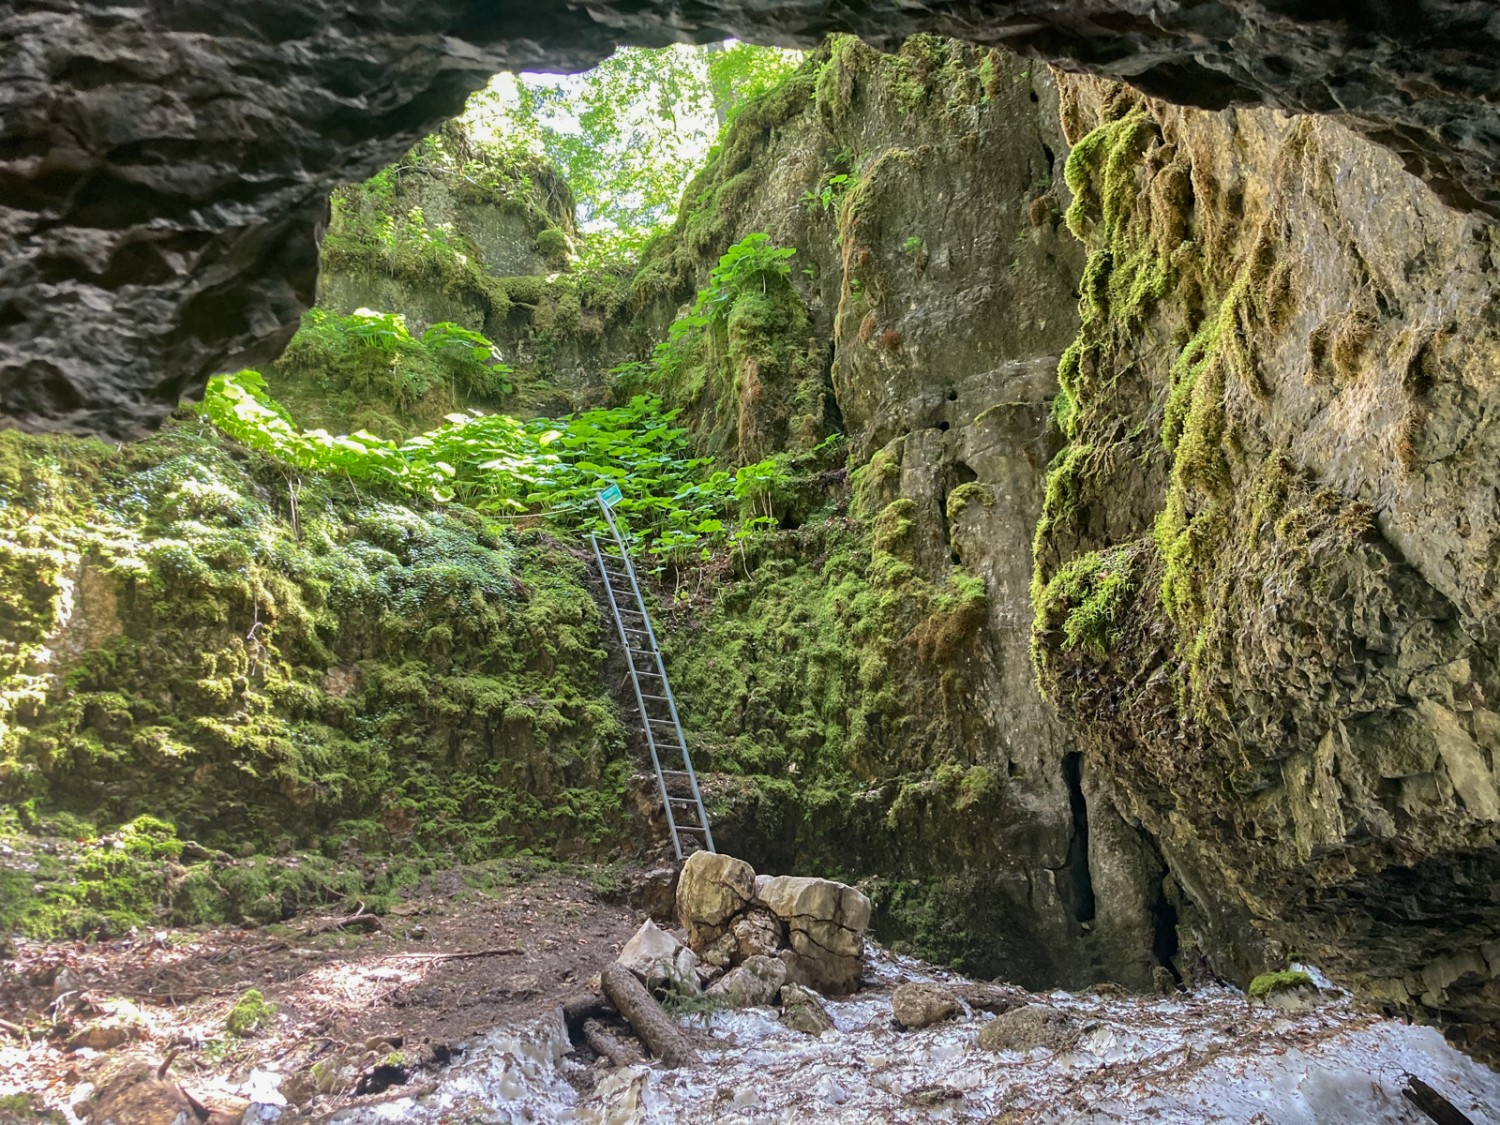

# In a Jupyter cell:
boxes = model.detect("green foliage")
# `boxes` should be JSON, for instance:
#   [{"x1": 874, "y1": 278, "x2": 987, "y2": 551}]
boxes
[
  {"x1": 203, "y1": 369, "x2": 785, "y2": 564},
  {"x1": 226, "y1": 988, "x2": 277, "y2": 1037},
  {"x1": 474, "y1": 42, "x2": 802, "y2": 265},
  {"x1": 642, "y1": 233, "x2": 822, "y2": 462},
  {"x1": 267, "y1": 309, "x2": 515, "y2": 438},
  {"x1": 692, "y1": 233, "x2": 797, "y2": 323},
  {"x1": 803, "y1": 173, "x2": 852, "y2": 213}
]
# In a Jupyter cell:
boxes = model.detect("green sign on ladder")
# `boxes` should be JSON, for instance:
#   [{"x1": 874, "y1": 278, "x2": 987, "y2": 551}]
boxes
[{"x1": 599, "y1": 484, "x2": 622, "y2": 507}]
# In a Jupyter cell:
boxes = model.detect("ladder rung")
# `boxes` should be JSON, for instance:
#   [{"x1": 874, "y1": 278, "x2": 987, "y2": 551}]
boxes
[
  {"x1": 634, "y1": 670, "x2": 664, "y2": 678},
  {"x1": 647, "y1": 718, "x2": 679, "y2": 727},
  {"x1": 640, "y1": 694, "x2": 669, "y2": 702},
  {"x1": 668, "y1": 798, "x2": 701, "y2": 808},
  {"x1": 675, "y1": 824, "x2": 709, "y2": 835},
  {"x1": 661, "y1": 769, "x2": 691, "y2": 777}
]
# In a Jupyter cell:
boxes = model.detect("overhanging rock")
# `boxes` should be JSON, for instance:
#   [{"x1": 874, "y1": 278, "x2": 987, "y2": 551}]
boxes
[{"x1": 3, "y1": 2, "x2": 1500, "y2": 434}]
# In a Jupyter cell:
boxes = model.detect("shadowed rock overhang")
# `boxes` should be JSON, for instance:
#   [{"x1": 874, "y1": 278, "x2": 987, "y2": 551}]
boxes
[{"x1": 2, "y1": 0, "x2": 1498, "y2": 435}]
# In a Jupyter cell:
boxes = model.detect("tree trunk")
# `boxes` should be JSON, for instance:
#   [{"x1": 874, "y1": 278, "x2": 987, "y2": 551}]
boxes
[{"x1": 600, "y1": 962, "x2": 698, "y2": 1068}]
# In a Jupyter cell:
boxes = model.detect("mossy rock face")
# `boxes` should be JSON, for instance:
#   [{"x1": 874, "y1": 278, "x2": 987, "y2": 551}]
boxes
[
  {"x1": 0, "y1": 422, "x2": 636, "y2": 932},
  {"x1": 1033, "y1": 72, "x2": 1500, "y2": 1060}
]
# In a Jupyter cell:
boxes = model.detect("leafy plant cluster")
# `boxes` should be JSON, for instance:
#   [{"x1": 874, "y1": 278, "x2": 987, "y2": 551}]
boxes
[
  {"x1": 204, "y1": 359, "x2": 788, "y2": 565},
  {"x1": 647, "y1": 232, "x2": 798, "y2": 388},
  {"x1": 274, "y1": 308, "x2": 516, "y2": 431}
]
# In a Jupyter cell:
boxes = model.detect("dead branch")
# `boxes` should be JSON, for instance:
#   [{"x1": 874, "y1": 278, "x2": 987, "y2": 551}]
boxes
[{"x1": 582, "y1": 1018, "x2": 645, "y2": 1068}]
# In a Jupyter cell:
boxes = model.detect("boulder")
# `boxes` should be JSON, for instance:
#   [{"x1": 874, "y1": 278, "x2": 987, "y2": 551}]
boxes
[
  {"x1": 892, "y1": 983, "x2": 961, "y2": 1030},
  {"x1": 676, "y1": 852, "x2": 756, "y2": 948},
  {"x1": 977, "y1": 1005, "x2": 1077, "y2": 1053},
  {"x1": 780, "y1": 983, "x2": 835, "y2": 1035},
  {"x1": 625, "y1": 866, "x2": 679, "y2": 923},
  {"x1": 86, "y1": 1058, "x2": 198, "y2": 1125},
  {"x1": 755, "y1": 875, "x2": 870, "y2": 994},
  {"x1": 616, "y1": 919, "x2": 700, "y2": 997},
  {"x1": 707, "y1": 954, "x2": 787, "y2": 1008}
]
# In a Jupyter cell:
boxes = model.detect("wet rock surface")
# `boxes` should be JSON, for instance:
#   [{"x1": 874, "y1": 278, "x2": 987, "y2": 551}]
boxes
[
  {"x1": 779, "y1": 981, "x2": 835, "y2": 1035},
  {"x1": 977, "y1": 1003, "x2": 1077, "y2": 1053},
  {"x1": 5, "y1": 2, "x2": 1500, "y2": 432},
  {"x1": 892, "y1": 982, "x2": 961, "y2": 1030}
]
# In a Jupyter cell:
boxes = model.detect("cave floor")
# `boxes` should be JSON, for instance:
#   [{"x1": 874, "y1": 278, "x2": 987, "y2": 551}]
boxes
[
  {"x1": 0, "y1": 861, "x2": 640, "y2": 1120},
  {"x1": 2, "y1": 862, "x2": 1498, "y2": 1124}
]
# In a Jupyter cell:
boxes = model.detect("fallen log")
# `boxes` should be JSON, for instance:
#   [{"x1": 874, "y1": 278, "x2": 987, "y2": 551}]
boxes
[
  {"x1": 600, "y1": 962, "x2": 698, "y2": 1068},
  {"x1": 582, "y1": 1018, "x2": 645, "y2": 1068},
  {"x1": 1403, "y1": 1075, "x2": 1475, "y2": 1125}
]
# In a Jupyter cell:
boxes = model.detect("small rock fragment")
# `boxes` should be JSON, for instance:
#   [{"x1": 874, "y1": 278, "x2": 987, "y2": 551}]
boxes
[
  {"x1": 67, "y1": 999, "x2": 149, "y2": 1050},
  {"x1": 892, "y1": 982, "x2": 961, "y2": 1030},
  {"x1": 977, "y1": 1004, "x2": 1077, "y2": 1053},
  {"x1": 707, "y1": 954, "x2": 787, "y2": 1007},
  {"x1": 617, "y1": 919, "x2": 700, "y2": 996},
  {"x1": 780, "y1": 982, "x2": 835, "y2": 1035}
]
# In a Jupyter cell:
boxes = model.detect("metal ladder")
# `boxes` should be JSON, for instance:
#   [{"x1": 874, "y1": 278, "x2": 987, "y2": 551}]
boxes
[{"x1": 588, "y1": 495, "x2": 714, "y2": 860}]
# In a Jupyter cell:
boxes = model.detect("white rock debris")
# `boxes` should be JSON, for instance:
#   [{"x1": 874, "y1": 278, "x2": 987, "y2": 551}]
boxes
[{"x1": 331, "y1": 948, "x2": 1500, "y2": 1124}]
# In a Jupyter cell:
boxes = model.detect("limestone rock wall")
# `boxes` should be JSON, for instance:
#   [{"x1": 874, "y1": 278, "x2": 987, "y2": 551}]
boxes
[
  {"x1": 643, "y1": 40, "x2": 1175, "y2": 992},
  {"x1": 1032, "y1": 73, "x2": 1500, "y2": 1061}
]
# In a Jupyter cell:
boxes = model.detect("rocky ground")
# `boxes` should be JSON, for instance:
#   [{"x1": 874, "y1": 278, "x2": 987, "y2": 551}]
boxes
[
  {"x1": 0, "y1": 860, "x2": 642, "y2": 1122},
  {"x1": 1, "y1": 855, "x2": 1497, "y2": 1124}
]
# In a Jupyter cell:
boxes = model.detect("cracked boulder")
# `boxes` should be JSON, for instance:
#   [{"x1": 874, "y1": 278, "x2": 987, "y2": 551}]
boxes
[
  {"x1": 674, "y1": 850, "x2": 756, "y2": 949},
  {"x1": 755, "y1": 874, "x2": 871, "y2": 995}
]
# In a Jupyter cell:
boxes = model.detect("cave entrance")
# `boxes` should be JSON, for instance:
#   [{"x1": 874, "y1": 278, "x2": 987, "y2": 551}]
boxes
[{"x1": 469, "y1": 41, "x2": 805, "y2": 267}]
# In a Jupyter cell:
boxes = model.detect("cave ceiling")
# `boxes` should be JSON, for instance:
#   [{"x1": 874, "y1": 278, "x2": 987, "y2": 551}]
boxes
[{"x1": 2, "y1": 0, "x2": 1497, "y2": 434}]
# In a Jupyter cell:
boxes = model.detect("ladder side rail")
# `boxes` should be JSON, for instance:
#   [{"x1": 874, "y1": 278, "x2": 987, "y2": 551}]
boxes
[
  {"x1": 597, "y1": 500, "x2": 716, "y2": 854},
  {"x1": 589, "y1": 529, "x2": 684, "y2": 860}
]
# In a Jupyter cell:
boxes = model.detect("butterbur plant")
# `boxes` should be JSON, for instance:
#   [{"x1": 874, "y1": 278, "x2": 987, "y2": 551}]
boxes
[{"x1": 203, "y1": 372, "x2": 788, "y2": 564}]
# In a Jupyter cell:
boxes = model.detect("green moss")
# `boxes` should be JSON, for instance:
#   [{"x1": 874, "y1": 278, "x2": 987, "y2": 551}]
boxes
[
  {"x1": 944, "y1": 483, "x2": 992, "y2": 524},
  {"x1": 0, "y1": 1093, "x2": 67, "y2": 1123},
  {"x1": 1033, "y1": 547, "x2": 1137, "y2": 662},
  {"x1": 534, "y1": 227, "x2": 571, "y2": 266},
  {"x1": 0, "y1": 422, "x2": 633, "y2": 896},
  {"x1": 1248, "y1": 970, "x2": 1315, "y2": 999},
  {"x1": 226, "y1": 988, "x2": 276, "y2": 1037}
]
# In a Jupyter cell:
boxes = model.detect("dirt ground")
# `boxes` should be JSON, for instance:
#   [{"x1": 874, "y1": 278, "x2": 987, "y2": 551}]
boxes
[{"x1": 0, "y1": 861, "x2": 648, "y2": 1122}]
